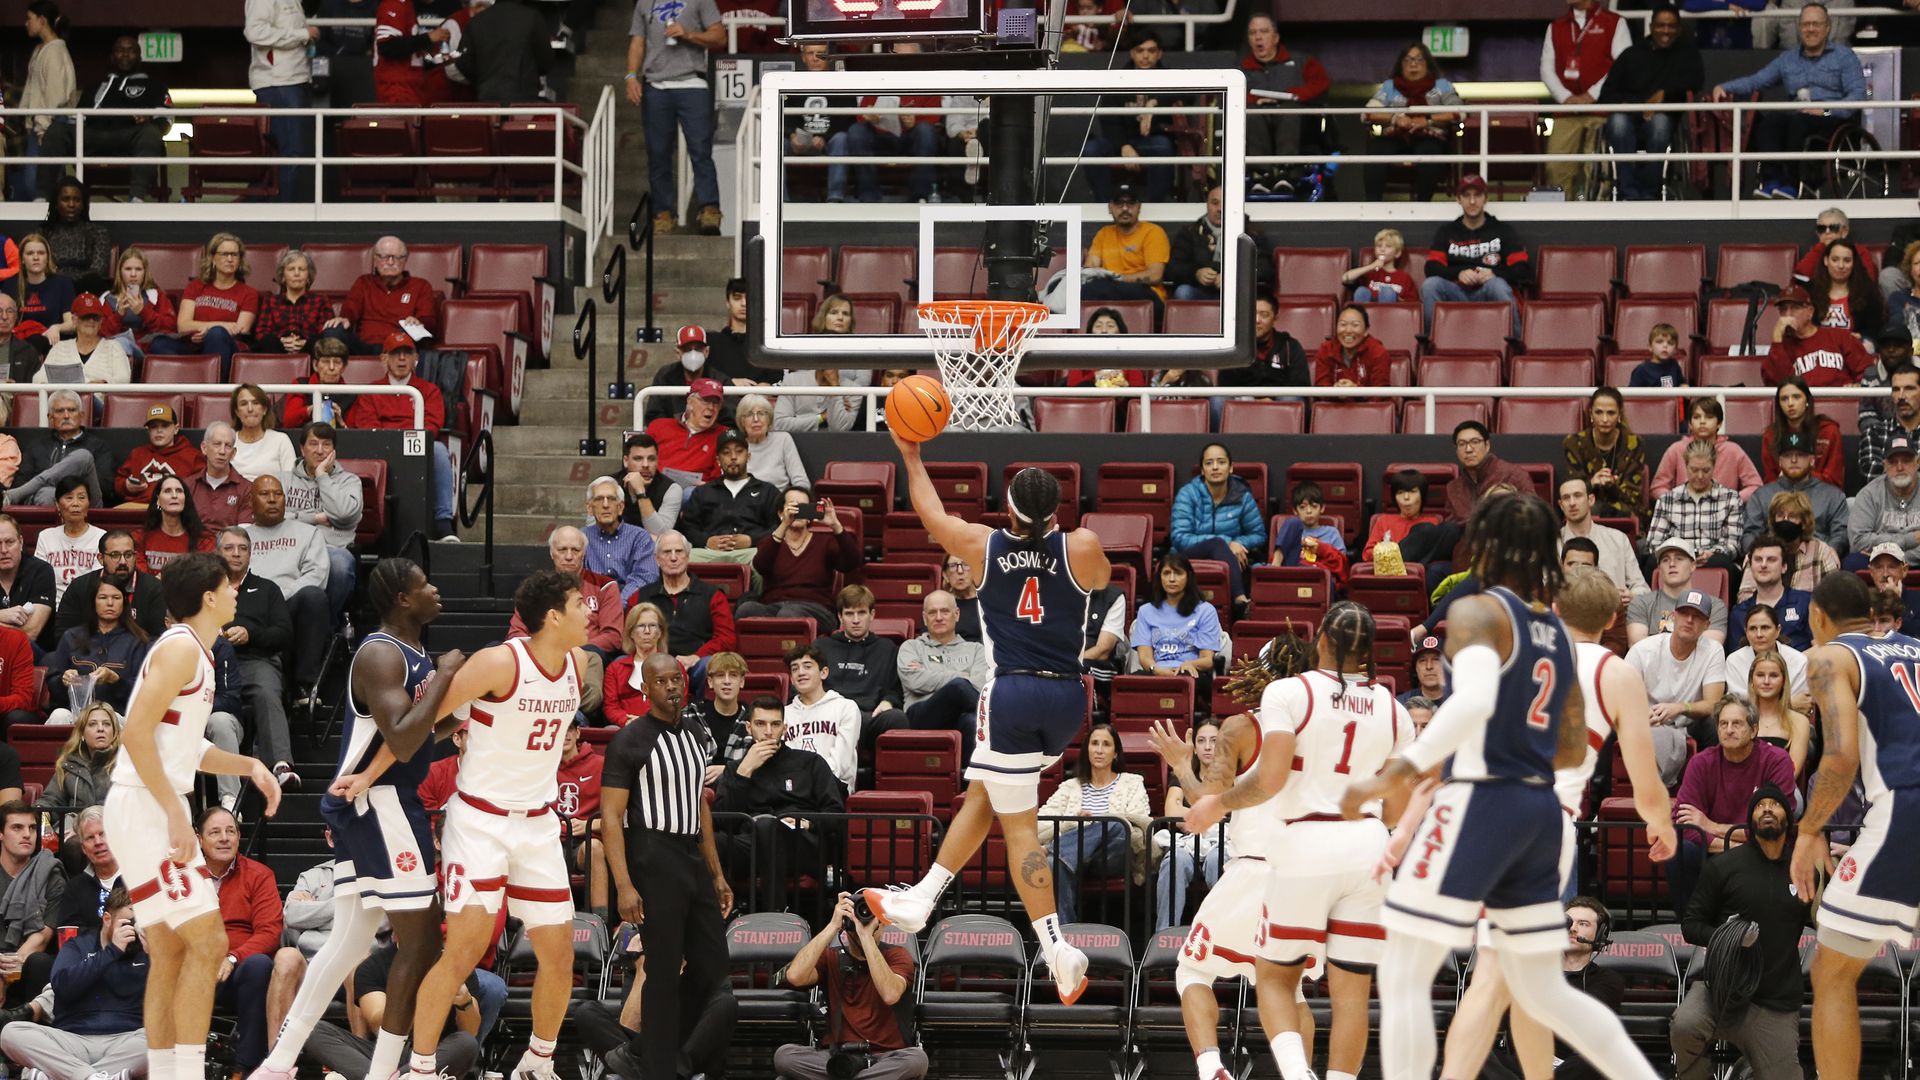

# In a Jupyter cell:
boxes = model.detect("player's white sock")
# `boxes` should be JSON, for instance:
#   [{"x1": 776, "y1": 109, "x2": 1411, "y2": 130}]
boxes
[
  {"x1": 909, "y1": 864, "x2": 954, "y2": 902},
  {"x1": 1193, "y1": 1048, "x2": 1224, "y2": 1079},
  {"x1": 1031, "y1": 912, "x2": 1064, "y2": 962},
  {"x1": 408, "y1": 1050, "x2": 437, "y2": 1077},
  {"x1": 526, "y1": 1036, "x2": 557, "y2": 1058},
  {"x1": 1270, "y1": 1031, "x2": 1312, "y2": 1080},
  {"x1": 174, "y1": 1043, "x2": 205, "y2": 1080},
  {"x1": 148, "y1": 1048, "x2": 172, "y2": 1080},
  {"x1": 367, "y1": 1028, "x2": 409, "y2": 1080}
]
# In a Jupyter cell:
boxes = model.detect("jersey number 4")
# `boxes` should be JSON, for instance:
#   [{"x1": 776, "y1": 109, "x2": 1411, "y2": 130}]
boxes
[
  {"x1": 526, "y1": 717, "x2": 563, "y2": 751},
  {"x1": 1526, "y1": 658, "x2": 1556, "y2": 731},
  {"x1": 1016, "y1": 577, "x2": 1045, "y2": 624}
]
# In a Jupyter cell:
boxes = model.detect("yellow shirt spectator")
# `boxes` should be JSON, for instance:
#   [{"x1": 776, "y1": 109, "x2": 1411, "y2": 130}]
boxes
[{"x1": 1088, "y1": 221, "x2": 1172, "y2": 299}]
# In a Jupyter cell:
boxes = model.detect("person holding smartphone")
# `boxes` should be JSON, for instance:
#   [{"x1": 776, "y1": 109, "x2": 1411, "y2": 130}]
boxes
[
  {"x1": 0, "y1": 884, "x2": 148, "y2": 1078},
  {"x1": 737, "y1": 487, "x2": 860, "y2": 632}
]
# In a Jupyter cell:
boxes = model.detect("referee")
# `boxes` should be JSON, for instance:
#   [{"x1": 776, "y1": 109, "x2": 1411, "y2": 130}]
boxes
[{"x1": 601, "y1": 653, "x2": 737, "y2": 1080}]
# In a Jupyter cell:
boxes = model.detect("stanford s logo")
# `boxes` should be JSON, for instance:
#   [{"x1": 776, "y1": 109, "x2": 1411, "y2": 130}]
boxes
[
  {"x1": 1184, "y1": 923, "x2": 1212, "y2": 961},
  {"x1": 160, "y1": 859, "x2": 193, "y2": 902}
]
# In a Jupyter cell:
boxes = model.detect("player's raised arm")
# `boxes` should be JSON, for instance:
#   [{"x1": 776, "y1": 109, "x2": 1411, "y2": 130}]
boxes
[
  {"x1": 1064, "y1": 527, "x2": 1114, "y2": 592},
  {"x1": 121, "y1": 638, "x2": 204, "y2": 861},
  {"x1": 1603, "y1": 658, "x2": 1677, "y2": 861},
  {"x1": 360, "y1": 643, "x2": 467, "y2": 763},
  {"x1": 892, "y1": 429, "x2": 990, "y2": 566}
]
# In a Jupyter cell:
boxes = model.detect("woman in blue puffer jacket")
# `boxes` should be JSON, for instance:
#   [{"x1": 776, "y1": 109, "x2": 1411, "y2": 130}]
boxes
[{"x1": 1168, "y1": 442, "x2": 1267, "y2": 610}]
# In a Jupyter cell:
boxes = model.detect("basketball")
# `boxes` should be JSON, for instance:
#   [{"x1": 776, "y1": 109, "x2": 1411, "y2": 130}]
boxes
[{"x1": 885, "y1": 375, "x2": 952, "y2": 442}]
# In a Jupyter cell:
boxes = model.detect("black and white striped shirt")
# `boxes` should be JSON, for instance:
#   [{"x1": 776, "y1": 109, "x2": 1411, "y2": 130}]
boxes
[{"x1": 603, "y1": 713, "x2": 708, "y2": 836}]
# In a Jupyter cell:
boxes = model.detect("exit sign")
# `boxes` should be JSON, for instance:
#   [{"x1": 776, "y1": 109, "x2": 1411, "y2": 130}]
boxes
[
  {"x1": 1423, "y1": 24, "x2": 1468, "y2": 59},
  {"x1": 140, "y1": 31, "x2": 183, "y2": 63}
]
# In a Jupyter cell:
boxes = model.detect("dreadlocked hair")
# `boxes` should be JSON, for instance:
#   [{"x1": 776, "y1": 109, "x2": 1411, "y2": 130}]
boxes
[
  {"x1": 1317, "y1": 601, "x2": 1377, "y2": 682},
  {"x1": 1465, "y1": 491, "x2": 1564, "y2": 606},
  {"x1": 1006, "y1": 467, "x2": 1060, "y2": 544},
  {"x1": 1221, "y1": 624, "x2": 1313, "y2": 707},
  {"x1": 367, "y1": 557, "x2": 423, "y2": 623}
]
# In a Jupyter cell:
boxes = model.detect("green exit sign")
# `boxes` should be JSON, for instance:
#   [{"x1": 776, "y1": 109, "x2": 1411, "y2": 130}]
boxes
[
  {"x1": 139, "y1": 31, "x2": 183, "y2": 63},
  {"x1": 1423, "y1": 24, "x2": 1469, "y2": 59}
]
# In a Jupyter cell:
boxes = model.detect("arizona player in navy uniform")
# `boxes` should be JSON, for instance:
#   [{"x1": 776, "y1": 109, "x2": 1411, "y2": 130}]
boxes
[
  {"x1": 251, "y1": 558, "x2": 465, "y2": 1080},
  {"x1": 864, "y1": 430, "x2": 1112, "y2": 1003},
  {"x1": 1798, "y1": 570, "x2": 1920, "y2": 1080},
  {"x1": 1340, "y1": 494, "x2": 1657, "y2": 1080}
]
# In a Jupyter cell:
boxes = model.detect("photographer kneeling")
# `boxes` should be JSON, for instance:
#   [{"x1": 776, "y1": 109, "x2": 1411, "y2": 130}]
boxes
[{"x1": 775, "y1": 892, "x2": 926, "y2": 1080}]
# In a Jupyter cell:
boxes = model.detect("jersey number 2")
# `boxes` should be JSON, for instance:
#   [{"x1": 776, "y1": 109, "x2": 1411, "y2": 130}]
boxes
[
  {"x1": 526, "y1": 717, "x2": 562, "y2": 751},
  {"x1": 1016, "y1": 577, "x2": 1045, "y2": 624},
  {"x1": 1526, "y1": 658, "x2": 1555, "y2": 731}
]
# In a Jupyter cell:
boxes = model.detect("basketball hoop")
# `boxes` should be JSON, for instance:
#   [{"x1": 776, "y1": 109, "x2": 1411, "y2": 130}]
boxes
[{"x1": 915, "y1": 299, "x2": 1050, "y2": 432}]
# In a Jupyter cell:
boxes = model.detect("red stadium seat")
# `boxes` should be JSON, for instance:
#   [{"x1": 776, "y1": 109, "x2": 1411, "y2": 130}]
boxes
[
  {"x1": 1273, "y1": 247, "x2": 1350, "y2": 300},
  {"x1": 1691, "y1": 568, "x2": 1730, "y2": 608},
  {"x1": 739, "y1": 671, "x2": 790, "y2": 703},
  {"x1": 1363, "y1": 301, "x2": 1422, "y2": 360},
  {"x1": 1078, "y1": 299, "x2": 1154, "y2": 336},
  {"x1": 812, "y1": 479, "x2": 887, "y2": 548},
  {"x1": 1716, "y1": 243, "x2": 1797, "y2": 288},
  {"x1": 10, "y1": 726, "x2": 66, "y2": 788},
  {"x1": 102, "y1": 393, "x2": 186, "y2": 429},
  {"x1": 1399, "y1": 399, "x2": 1488, "y2": 435},
  {"x1": 230, "y1": 353, "x2": 307, "y2": 387},
  {"x1": 735, "y1": 617, "x2": 818, "y2": 675},
  {"x1": 181, "y1": 112, "x2": 275, "y2": 201},
  {"x1": 823, "y1": 460, "x2": 895, "y2": 508},
  {"x1": 1419, "y1": 352, "x2": 1502, "y2": 388},
  {"x1": 1535, "y1": 245, "x2": 1617, "y2": 303},
  {"x1": 1427, "y1": 302, "x2": 1512, "y2": 356},
  {"x1": 303, "y1": 243, "x2": 372, "y2": 296},
  {"x1": 1126, "y1": 398, "x2": 1208, "y2": 433},
  {"x1": 422, "y1": 111, "x2": 502, "y2": 195},
  {"x1": 1033, "y1": 398, "x2": 1116, "y2": 434},
  {"x1": 783, "y1": 246, "x2": 833, "y2": 300},
  {"x1": 861, "y1": 563, "x2": 940, "y2": 621},
  {"x1": 1082, "y1": 512, "x2": 1152, "y2": 579},
  {"x1": 869, "y1": 618, "x2": 915, "y2": 644},
  {"x1": 1819, "y1": 400, "x2": 1860, "y2": 437},
  {"x1": 845, "y1": 790, "x2": 938, "y2": 882},
  {"x1": 1623, "y1": 397, "x2": 1682, "y2": 436},
  {"x1": 1097, "y1": 462, "x2": 1176, "y2": 544},
  {"x1": 1270, "y1": 295, "x2": 1337, "y2": 347},
  {"x1": 874, "y1": 732, "x2": 961, "y2": 817},
  {"x1": 781, "y1": 295, "x2": 812, "y2": 335},
  {"x1": 1613, "y1": 297, "x2": 1698, "y2": 351},
  {"x1": 496, "y1": 104, "x2": 583, "y2": 197},
  {"x1": 836, "y1": 246, "x2": 916, "y2": 308},
  {"x1": 462, "y1": 243, "x2": 554, "y2": 359},
  {"x1": 687, "y1": 562, "x2": 750, "y2": 601},
  {"x1": 1283, "y1": 463, "x2": 1363, "y2": 543},
  {"x1": 883, "y1": 512, "x2": 943, "y2": 561},
  {"x1": 250, "y1": 243, "x2": 290, "y2": 280},
  {"x1": 1622, "y1": 244, "x2": 1707, "y2": 298},
  {"x1": 846, "y1": 295, "x2": 900, "y2": 335},
  {"x1": 925, "y1": 461, "x2": 988, "y2": 518},
  {"x1": 1516, "y1": 462, "x2": 1558, "y2": 503},
  {"x1": 1704, "y1": 296, "x2": 1769, "y2": 353},
  {"x1": 1163, "y1": 301, "x2": 1221, "y2": 335},
  {"x1": 340, "y1": 458, "x2": 388, "y2": 545},
  {"x1": 932, "y1": 246, "x2": 985, "y2": 299},
  {"x1": 337, "y1": 113, "x2": 422, "y2": 201},
  {"x1": 1348, "y1": 574, "x2": 1429, "y2": 621},
  {"x1": 407, "y1": 243, "x2": 465, "y2": 295},
  {"x1": 1383, "y1": 462, "x2": 1458, "y2": 507},
  {"x1": 1248, "y1": 565, "x2": 1333, "y2": 622},
  {"x1": 187, "y1": 392, "x2": 234, "y2": 428},
  {"x1": 1310, "y1": 401, "x2": 1397, "y2": 435},
  {"x1": 1518, "y1": 298, "x2": 1605, "y2": 361},
  {"x1": 131, "y1": 243, "x2": 203, "y2": 293},
  {"x1": 1003, "y1": 462, "x2": 1080, "y2": 528},
  {"x1": 444, "y1": 296, "x2": 530, "y2": 408},
  {"x1": 144, "y1": 354, "x2": 223, "y2": 385},
  {"x1": 1109, "y1": 676, "x2": 1196, "y2": 734},
  {"x1": 1219, "y1": 400, "x2": 1304, "y2": 434},
  {"x1": 1508, "y1": 353, "x2": 1596, "y2": 387},
  {"x1": 1496, "y1": 397, "x2": 1586, "y2": 435},
  {"x1": 1721, "y1": 398, "x2": 1773, "y2": 435},
  {"x1": 1185, "y1": 559, "x2": 1232, "y2": 628},
  {"x1": 1697, "y1": 353, "x2": 1765, "y2": 388}
]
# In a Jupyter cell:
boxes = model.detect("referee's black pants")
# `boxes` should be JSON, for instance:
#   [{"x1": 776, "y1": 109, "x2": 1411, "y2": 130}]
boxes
[{"x1": 635, "y1": 830, "x2": 733, "y2": 1080}]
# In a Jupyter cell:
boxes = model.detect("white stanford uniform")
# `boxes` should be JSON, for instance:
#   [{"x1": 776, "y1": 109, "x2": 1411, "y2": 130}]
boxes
[
  {"x1": 1258, "y1": 670, "x2": 1411, "y2": 970},
  {"x1": 1178, "y1": 712, "x2": 1298, "y2": 982},
  {"x1": 442, "y1": 638, "x2": 580, "y2": 926},
  {"x1": 104, "y1": 625, "x2": 223, "y2": 928}
]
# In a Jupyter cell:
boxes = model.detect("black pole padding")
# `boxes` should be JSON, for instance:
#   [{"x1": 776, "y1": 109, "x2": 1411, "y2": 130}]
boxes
[{"x1": 984, "y1": 92, "x2": 1038, "y2": 303}]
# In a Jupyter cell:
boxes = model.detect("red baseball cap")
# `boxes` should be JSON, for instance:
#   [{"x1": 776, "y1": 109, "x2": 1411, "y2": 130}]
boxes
[
  {"x1": 689, "y1": 378, "x2": 725, "y2": 401},
  {"x1": 382, "y1": 331, "x2": 418, "y2": 353},
  {"x1": 69, "y1": 293, "x2": 104, "y2": 319},
  {"x1": 678, "y1": 325, "x2": 708, "y2": 348}
]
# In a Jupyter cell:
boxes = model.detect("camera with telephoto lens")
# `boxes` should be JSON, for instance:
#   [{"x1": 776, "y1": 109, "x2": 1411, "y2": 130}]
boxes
[{"x1": 825, "y1": 1043, "x2": 874, "y2": 1079}]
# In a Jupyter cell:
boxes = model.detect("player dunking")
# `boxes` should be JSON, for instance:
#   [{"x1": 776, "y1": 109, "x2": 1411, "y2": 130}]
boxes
[
  {"x1": 1433, "y1": 566, "x2": 1676, "y2": 1080},
  {"x1": 1338, "y1": 493, "x2": 1657, "y2": 1080},
  {"x1": 1186, "y1": 604, "x2": 1412, "y2": 1080},
  {"x1": 1796, "y1": 570, "x2": 1920, "y2": 1080},
  {"x1": 1147, "y1": 630, "x2": 1316, "y2": 1080},
  {"x1": 864, "y1": 431, "x2": 1112, "y2": 1001},
  {"x1": 336, "y1": 570, "x2": 591, "y2": 1080},
  {"x1": 253, "y1": 559, "x2": 465, "y2": 1080},
  {"x1": 103, "y1": 551, "x2": 283, "y2": 1080}
]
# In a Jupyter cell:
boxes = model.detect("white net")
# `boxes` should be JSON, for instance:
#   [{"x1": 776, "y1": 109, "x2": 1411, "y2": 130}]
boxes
[{"x1": 916, "y1": 300, "x2": 1050, "y2": 433}]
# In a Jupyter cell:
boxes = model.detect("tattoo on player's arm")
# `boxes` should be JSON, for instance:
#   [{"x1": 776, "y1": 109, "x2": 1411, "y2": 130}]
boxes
[
  {"x1": 1218, "y1": 770, "x2": 1270, "y2": 811},
  {"x1": 1800, "y1": 653, "x2": 1857, "y2": 832}
]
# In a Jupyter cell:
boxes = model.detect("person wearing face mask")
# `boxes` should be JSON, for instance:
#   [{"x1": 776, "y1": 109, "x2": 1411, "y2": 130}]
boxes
[
  {"x1": 643, "y1": 325, "x2": 738, "y2": 426},
  {"x1": 1746, "y1": 489, "x2": 1839, "y2": 597},
  {"x1": 1743, "y1": 431, "x2": 1848, "y2": 553}
]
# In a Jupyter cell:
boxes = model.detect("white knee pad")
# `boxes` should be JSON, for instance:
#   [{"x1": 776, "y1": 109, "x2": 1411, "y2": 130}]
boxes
[
  {"x1": 1817, "y1": 923, "x2": 1881, "y2": 959},
  {"x1": 984, "y1": 778, "x2": 1040, "y2": 814},
  {"x1": 1175, "y1": 966, "x2": 1214, "y2": 996}
]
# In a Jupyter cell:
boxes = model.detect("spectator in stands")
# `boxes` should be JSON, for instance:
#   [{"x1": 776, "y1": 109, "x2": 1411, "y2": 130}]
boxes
[
  {"x1": 37, "y1": 704, "x2": 112, "y2": 817},
  {"x1": 687, "y1": 651, "x2": 751, "y2": 782},
  {"x1": 257, "y1": 250, "x2": 333, "y2": 356},
  {"x1": 1419, "y1": 175, "x2": 1532, "y2": 330},
  {"x1": 34, "y1": 476, "x2": 96, "y2": 604},
  {"x1": 1860, "y1": 363, "x2": 1920, "y2": 481},
  {"x1": 552, "y1": 717, "x2": 607, "y2": 913},
  {"x1": 816, "y1": 584, "x2": 900, "y2": 717},
  {"x1": 51, "y1": 805, "x2": 119, "y2": 936},
  {"x1": 322, "y1": 237, "x2": 441, "y2": 356},
  {"x1": 602, "y1": 602, "x2": 673, "y2": 726},
  {"x1": 44, "y1": 572, "x2": 145, "y2": 723},
  {"x1": 1085, "y1": 32, "x2": 1177, "y2": 202},
  {"x1": 1406, "y1": 634, "x2": 1450, "y2": 705},
  {"x1": 1599, "y1": 5, "x2": 1703, "y2": 201},
  {"x1": 244, "y1": 477, "x2": 331, "y2": 719},
  {"x1": 1170, "y1": 443, "x2": 1264, "y2": 612},
  {"x1": 704, "y1": 277, "x2": 758, "y2": 385},
  {"x1": 1630, "y1": 588, "x2": 1728, "y2": 778},
  {"x1": 1272, "y1": 482, "x2": 1347, "y2": 577},
  {"x1": 1725, "y1": 602, "x2": 1811, "y2": 711},
  {"x1": 372, "y1": 0, "x2": 449, "y2": 105},
  {"x1": 455, "y1": 0, "x2": 550, "y2": 103},
  {"x1": 776, "y1": 363, "x2": 868, "y2": 435},
  {"x1": 1360, "y1": 45, "x2": 1462, "y2": 205},
  {"x1": 0, "y1": 882, "x2": 145, "y2": 1080},
  {"x1": 1563, "y1": 387, "x2": 1646, "y2": 519},
  {"x1": 714, "y1": 695, "x2": 844, "y2": 909},
  {"x1": 943, "y1": 555, "x2": 982, "y2": 643},
  {"x1": 1213, "y1": 294, "x2": 1308, "y2": 422},
  {"x1": 282, "y1": 422, "x2": 362, "y2": 617},
  {"x1": 736, "y1": 394, "x2": 808, "y2": 490},
  {"x1": 1066, "y1": 309, "x2": 1150, "y2": 390},
  {"x1": 100, "y1": 247, "x2": 175, "y2": 364},
  {"x1": 644, "y1": 326, "x2": 731, "y2": 426},
  {"x1": 613, "y1": 433, "x2": 682, "y2": 535},
  {"x1": 1541, "y1": 0, "x2": 1629, "y2": 198},
  {"x1": 1628, "y1": 540, "x2": 1729, "y2": 644},
  {"x1": 1167, "y1": 185, "x2": 1227, "y2": 301},
  {"x1": 42, "y1": 41, "x2": 167, "y2": 209},
  {"x1": 772, "y1": 892, "x2": 925, "y2": 1080},
  {"x1": 827, "y1": 93, "x2": 945, "y2": 205},
  {"x1": 310, "y1": 931, "x2": 495, "y2": 1073},
  {"x1": 504, "y1": 526, "x2": 621, "y2": 659},
  {"x1": 283, "y1": 844, "x2": 335, "y2": 957},
  {"x1": 681, "y1": 431, "x2": 781, "y2": 573},
  {"x1": 0, "y1": 516, "x2": 53, "y2": 650},
  {"x1": 198, "y1": 806, "x2": 307, "y2": 1076},
  {"x1": 1240, "y1": 14, "x2": 1328, "y2": 195},
  {"x1": 282, "y1": 338, "x2": 356, "y2": 429},
  {"x1": 13, "y1": 3, "x2": 72, "y2": 202},
  {"x1": 1867, "y1": 542, "x2": 1920, "y2": 635},
  {"x1": 783, "y1": 643, "x2": 860, "y2": 793},
  {"x1": 231, "y1": 385, "x2": 298, "y2": 482},
  {"x1": 1134, "y1": 552, "x2": 1220, "y2": 697},
  {"x1": 626, "y1": 0, "x2": 724, "y2": 234},
  {"x1": 1849, "y1": 434, "x2": 1920, "y2": 570},
  {"x1": 1745, "y1": 432, "x2": 1847, "y2": 552},
  {"x1": 893, "y1": 588, "x2": 988, "y2": 759},
  {"x1": 1560, "y1": 476, "x2": 1648, "y2": 597},
  {"x1": 1365, "y1": 469, "x2": 1447, "y2": 565},
  {"x1": 147, "y1": 234, "x2": 257, "y2": 378},
  {"x1": 1671, "y1": 784, "x2": 1808, "y2": 1080},
  {"x1": 345, "y1": 334, "x2": 456, "y2": 540},
  {"x1": 1311, "y1": 304, "x2": 1391, "y2": 392},
  {"x1": 1083, "y1": 185, "x2": 1168, "y2": 314},
  {"x1": 1712, "y1": 3, "x2": 1864, "y2": 198},
  {"x1": 244, "y1": 0, "x2": 317, "y2": 201},
  {"x1": 645, "y1": 380, "x2": 728, "y2": 487},
  {"x1": 1645, "y1": 442, "x2": 1745, "y2": 575},
  {"x1": 1654, "y1": 399, "x2": 1761, "y2": 500},
  {"x1": 1727, "y1": 535, "x2": 1813, "y2": 652},
  {"x1": 1792, "y1": 206, "x2": 1874, "y2": 288},
  {"x1": 54, "y1": 531, "x2": 159, "y2": 643},
  {"x1": 1039, "y1": 723, "x2": 1148, "y2": 923},
  {"x1": 1630, "y1": 322, "x2": 1690, "y2": 389},
  {"x1": 0, "y1": 623, "x2": 36, "y2": 734},
  {"x1": 190, "y1": 422, "x2": 254, "y2": 531},
  {"x1": 17, "y1": 234, "x2": 75, "y2": 350},
  {"x1": 0, "y1": 297, "x2": 36, "y2": 406},
  {"x1": 33, "y1": 293, "x2": 126, "y2": 393},
  {"x1": 1443, "y1": 420, "x2": 1532, "y2": 523},
  {"x1": 1811, "y1": 237, "x2": 1882, "y2": 345},
  {"x1": 0, "y1": 801, "x2": 61, "y2": 1005},
  {"x1": 39, "y1": 180, "x2": 110, "y2": 292},
  {"x1": 114, "y1": 402, "x2": 204, "y2": 505},
  {"x1": 1672, "y1": 692, "x2": 1796, "y2": 885},
  {"x1": 585, "y1": 476, "x2": 659, "y2": 603},
  {"x1": 632, "y1": 529, "x2": 737, "y2": 670},
  {"x1": 1748, "y1": 649, "x2": 1811, "y2": 777},
  {"x1": 135, "y1": 476, "x2": 213, "y2": 575},
  {"x1": 1344, "y1": 228, "x2": 1416, "y2": 303}
]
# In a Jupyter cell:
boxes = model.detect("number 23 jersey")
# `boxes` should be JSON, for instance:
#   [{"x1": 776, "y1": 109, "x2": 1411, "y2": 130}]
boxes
[{"x1": 459, "y1": 637, "x2": 581, "y2": 810}]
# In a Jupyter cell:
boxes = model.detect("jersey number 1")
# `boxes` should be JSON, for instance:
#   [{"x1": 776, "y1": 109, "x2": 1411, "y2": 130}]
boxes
[
  {"x1": 1016, "y1": 577, "x2": 1045, "y2": 624},
  {"x1": 1526, "y1": 658, "x2": 1555, "y2": 731}
]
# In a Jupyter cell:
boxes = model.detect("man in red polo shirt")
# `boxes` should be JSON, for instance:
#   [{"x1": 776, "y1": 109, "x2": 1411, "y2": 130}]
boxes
[
  {"x1": 1762, "y1": 284, "x2": 1875, "y2": 388},
  {"x1": 345, "y1": 333, "x2": 458, "y2": 540},
  {"x1": 1541, "y1": 0, "x2": 1630, "y2": 198},
  {"x1": 320, "y1": 236, "x2": 442, "y2": 355},
  {"x1": 645, "y1": 378, "x2": 729, "y2": 487}
]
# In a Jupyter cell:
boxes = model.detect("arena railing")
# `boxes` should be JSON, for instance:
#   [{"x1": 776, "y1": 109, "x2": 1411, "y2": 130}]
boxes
[
  {"x1": 634, "y1": 383, "x2": 1886, "y2": 436},
  {"x1": 0, "y1": 382, "x2": 427, "y2": 430},
  {"x1": 713, "y1": 0, "x2": 1239, "y2": 53}
]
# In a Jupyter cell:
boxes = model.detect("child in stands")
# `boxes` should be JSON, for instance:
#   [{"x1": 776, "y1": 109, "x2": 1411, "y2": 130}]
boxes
[
  {"x1": 1344, "y1": 228, "x2": 1415, "y2": 303},
  {"x1": 1631, "y1": 322, "x2": 1689, "y2": 388},
  {"x1": 1363, "y1": 469, "x2": 1449, "y2": 563},
  {"x1": 1271, "y1": 482, "x2": 1348, "y2": 573}
]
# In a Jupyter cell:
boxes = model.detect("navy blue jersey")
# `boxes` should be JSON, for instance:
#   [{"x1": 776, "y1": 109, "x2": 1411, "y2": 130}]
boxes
[
  {"x1": 334, "y1": 632, "x2": 435, "y2": 796},
  {"x1": 1835, "y1": 631, "x2": 1920, "y2": 797},
  {"x1": 1444, "y1": 587, "x2": 1571, "y2": 786},
  {"x1": 978, "y1": 528, "x2": 1089, "y2": 675}
]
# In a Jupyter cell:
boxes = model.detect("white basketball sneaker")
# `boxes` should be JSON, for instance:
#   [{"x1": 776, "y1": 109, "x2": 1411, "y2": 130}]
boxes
[
  {"x1": 1050, "y1": 941, "x2": 1090, "y2": 1004},
  {"x1": 861, "y1": 885, "x2": 935, "y2": 934}
]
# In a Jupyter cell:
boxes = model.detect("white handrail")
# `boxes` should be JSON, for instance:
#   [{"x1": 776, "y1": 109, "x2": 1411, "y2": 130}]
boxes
[
  {"x1": 718, "y1": 0, "x2": 1237, "y2": 53},
  {"x1": 633, "y1": 383, "x2": 1881, "y2": 436},
  {"x1": 7, "y1": 382, "x2": 428, "y2": 429}
]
